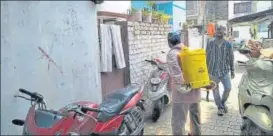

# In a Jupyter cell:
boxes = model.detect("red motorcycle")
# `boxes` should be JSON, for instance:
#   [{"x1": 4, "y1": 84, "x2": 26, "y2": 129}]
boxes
[{"x1": 12, "y1": 85, "x2": 146, "y2": 135}]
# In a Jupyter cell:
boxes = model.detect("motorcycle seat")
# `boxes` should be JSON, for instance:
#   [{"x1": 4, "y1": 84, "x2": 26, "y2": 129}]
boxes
[
  {"x1": 34, "y1": 109, "x2": 63, "y2": 128},
  {"x1": 97, "y1": 86, "x2": 141, "y2": 122}
]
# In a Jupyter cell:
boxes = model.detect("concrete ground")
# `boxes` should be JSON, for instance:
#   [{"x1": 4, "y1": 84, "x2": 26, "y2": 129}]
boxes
[{"x1": 144, "y1": 51, "x2": 246, "y2": 135}]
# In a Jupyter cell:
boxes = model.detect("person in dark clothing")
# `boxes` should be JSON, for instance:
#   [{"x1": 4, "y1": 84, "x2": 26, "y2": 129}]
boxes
[{"x1": 206, "y1": 25, "x2": 235, "y2": 116}]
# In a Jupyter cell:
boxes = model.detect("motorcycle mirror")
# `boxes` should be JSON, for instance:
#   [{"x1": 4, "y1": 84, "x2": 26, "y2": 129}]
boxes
[{"x1": 12, "y1": 119, "x2": 25, "y2": 126}]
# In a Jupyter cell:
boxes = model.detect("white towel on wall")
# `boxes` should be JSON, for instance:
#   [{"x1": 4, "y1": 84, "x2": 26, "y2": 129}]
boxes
[
  {"x1": 188, "y1": 28, "x2": 202, "y2": 49},
  {"x1": 100, "y1": 24, "x2": 113, "y2": 72},
  {"x1": 110, "y1": 25, "x2": 126, "y2": 69}
]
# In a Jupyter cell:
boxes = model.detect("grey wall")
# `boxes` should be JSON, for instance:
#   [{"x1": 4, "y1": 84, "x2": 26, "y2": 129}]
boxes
[
  {"x1": 1, "y1": 1, "x2": 102, "y2": 134},
  {"x1": 186, "y1": 1, "x2": 229, "y2": 25},
  {"x1": 208, "y1": 1, "x2": 229, "y2": 21}
]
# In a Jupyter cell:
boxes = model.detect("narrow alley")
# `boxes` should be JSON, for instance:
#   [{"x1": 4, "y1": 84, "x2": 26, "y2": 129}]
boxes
[{"x1": 1, "y1": 1, "x2": 272, "y2": 135}]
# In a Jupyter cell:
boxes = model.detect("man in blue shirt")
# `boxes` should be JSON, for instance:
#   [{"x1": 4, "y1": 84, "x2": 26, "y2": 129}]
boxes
[{"x1": 206, "y1": 26, "x2": 235, "y2": 116}]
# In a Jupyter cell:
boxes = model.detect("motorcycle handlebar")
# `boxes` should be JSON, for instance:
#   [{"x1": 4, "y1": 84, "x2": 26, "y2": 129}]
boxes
[
  {"x1": 19, "y1": 88, "x2": 34, "y2": 97},
  {"x1": 18, "y1": 88, "x2": 44, "y2": 102},
  {"x1": 81, "y1": 106, "x2": 101, "y2": 113}
]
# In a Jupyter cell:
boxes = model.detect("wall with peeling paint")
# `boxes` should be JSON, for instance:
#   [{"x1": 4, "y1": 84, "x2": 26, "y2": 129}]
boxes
[{"x1": 1, "y1": 1, "x2": 102, "y2": 134}]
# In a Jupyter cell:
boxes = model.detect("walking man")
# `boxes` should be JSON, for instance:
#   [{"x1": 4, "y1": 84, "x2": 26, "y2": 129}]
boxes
[
  {"x1": 167, "y1": 31, "x2": 215, "y2": 135},
  {"x1": 206, "y1": 25, "x2": 235, "y2": 116}
]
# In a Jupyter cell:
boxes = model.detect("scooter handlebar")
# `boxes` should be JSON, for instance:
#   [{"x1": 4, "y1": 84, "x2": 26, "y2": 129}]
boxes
[
  {"x1": 237, "y1": 61, "x2": 247, "y2": 64},
  {"x1": 145, "y1": 60, "x2": 157, "y2": 65},
  {"x1": 238, "y1": 48, "x2": 251, "y2": 54}
]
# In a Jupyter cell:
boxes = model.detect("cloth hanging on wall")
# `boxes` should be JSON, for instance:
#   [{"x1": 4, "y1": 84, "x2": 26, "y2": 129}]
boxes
[
  {"x1": 100, "y1": 24, "x2": 113, "y2": 72},
  {"x1": 207, "y1": 22, "x2": 216, "y2": 38},
  {"x1": 188, "y1": 28, "x2": 202, "y2": 49},
  {"x1": 100, "y1": 24, "x2": 126, "y2": 72},
  {"x1": 110, "y1": 25, "x2": 126, "y2": 69}
]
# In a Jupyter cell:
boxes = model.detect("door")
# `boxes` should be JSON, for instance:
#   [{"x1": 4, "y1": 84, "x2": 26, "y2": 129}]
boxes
[{"x1": 100, "y1": 21, "x2": 130, "y2": 98}]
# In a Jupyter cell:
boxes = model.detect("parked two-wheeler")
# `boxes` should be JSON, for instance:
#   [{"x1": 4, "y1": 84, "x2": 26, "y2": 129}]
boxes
[
  {"x1": 237, "y1": 48, "x2": 273, "y2": 135},
  {"x1": 144, "y1": 52, "x2": 171, "y2": 122},
  {"x1": 12, "y1": 85, "x2": 146, "y2": 135}
]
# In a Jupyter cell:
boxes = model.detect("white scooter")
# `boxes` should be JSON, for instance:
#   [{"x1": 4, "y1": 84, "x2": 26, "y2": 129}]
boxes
[{"x1": 237, "y1": 48, "x2": 273, "y2": 135}]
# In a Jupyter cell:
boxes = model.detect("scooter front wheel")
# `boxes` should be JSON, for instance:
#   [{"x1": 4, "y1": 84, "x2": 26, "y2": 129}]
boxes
[{"x1": 151, "y1": 99, "x2": 163, "y2": 122}]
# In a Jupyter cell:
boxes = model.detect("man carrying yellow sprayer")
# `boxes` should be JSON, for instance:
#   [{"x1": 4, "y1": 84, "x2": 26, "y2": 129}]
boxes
[{"x1": 166, "y1": 31, "x2": 215, "y2": 135}]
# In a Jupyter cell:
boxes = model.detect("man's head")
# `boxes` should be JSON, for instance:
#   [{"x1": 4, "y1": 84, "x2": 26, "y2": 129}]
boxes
[
  {"x1": 216, "y1": 25, "x2": 226, "y2": 39},
  {"x1": 168, "y1": 31, "x2": 181, "y2": 48}
]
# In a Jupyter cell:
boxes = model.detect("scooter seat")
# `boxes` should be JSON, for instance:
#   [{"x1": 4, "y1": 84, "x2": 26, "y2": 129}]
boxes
[
  {"x1": 97, "y1": 86, "x2": 140, "y2": 122},
  {"x1": 34, "y1": 109, "x2": 63, "y2": 128}
]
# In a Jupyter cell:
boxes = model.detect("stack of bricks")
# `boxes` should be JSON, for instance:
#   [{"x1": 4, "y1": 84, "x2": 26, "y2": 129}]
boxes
[{"x1": 127, "y1": 21, "x2": 172, "y2": 84}]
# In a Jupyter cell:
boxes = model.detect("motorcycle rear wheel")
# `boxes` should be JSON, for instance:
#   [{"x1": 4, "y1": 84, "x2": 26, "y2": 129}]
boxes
[{"x1": 241, "y1": 119, "x2": 266, "y2": 135}]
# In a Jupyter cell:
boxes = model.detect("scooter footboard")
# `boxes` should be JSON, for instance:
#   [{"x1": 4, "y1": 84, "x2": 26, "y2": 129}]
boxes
[{"x1": 243, "y1": 105, "x2": 273, "y2": 132}]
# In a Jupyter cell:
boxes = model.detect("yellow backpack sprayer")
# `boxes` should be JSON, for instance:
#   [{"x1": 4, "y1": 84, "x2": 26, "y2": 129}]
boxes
[{"x1": 179, "y1": 46, "x2": 216, "y2": 90}]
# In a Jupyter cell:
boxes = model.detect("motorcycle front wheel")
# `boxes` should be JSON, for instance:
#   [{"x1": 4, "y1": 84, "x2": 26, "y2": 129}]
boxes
[
  {"x1": 138, "y1": 129, "x2": 144, "y2": 136},
  {"x1": 118, "y1": 106, "x2": 145, "y2": 136},
  {"x1": 241, "y1": 119, "x2": 266, "y2": 135}
]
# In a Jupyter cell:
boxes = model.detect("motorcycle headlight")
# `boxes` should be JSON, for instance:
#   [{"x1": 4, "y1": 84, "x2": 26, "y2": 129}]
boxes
[{"x1": 151, "y1": 78, "x2": 161, "y2": 84}]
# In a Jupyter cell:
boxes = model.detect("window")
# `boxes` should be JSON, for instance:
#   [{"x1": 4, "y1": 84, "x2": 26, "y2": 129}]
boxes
[
  {"x1": 233, "y1": 31, "x2": 239, "y2": 38},
  {"x1": 234, "y1": 2, "x2": 252, "y2": 14},
  {"x1": 258, "y1": 23, "x2": 270, "y2": 32}
]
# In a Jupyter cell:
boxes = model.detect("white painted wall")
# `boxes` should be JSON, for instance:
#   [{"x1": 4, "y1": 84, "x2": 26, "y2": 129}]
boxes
[
  {"x1": 256, "y1": 1, "x2": 272, "y2": 12},
  {"x1": 229, "y1": 1, "x2": 272, "y2": 19},
  {"x1": 229, "y1": 1, "x2": 249, "y2": 19},
  {"x1": 1, "y1": 1, "x2": 101, "y2": 134},
  {"x1": 228, "y1": 1, "x2": 271, "y2": 40},
  {"x1": 233, "y1": 26, "x2": 251, "y2": 40},
  {"x1": 97, "y1": 1, "x2": 131, "y2": 14},
  {"x1": 173, "y1": 1, "x2": 186, "y2": 31}
]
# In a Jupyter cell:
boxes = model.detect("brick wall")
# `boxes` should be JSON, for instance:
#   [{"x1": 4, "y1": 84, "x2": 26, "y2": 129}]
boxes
[{"x1": 127, "y1": 21, "x2": 172, "y2": 84}]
